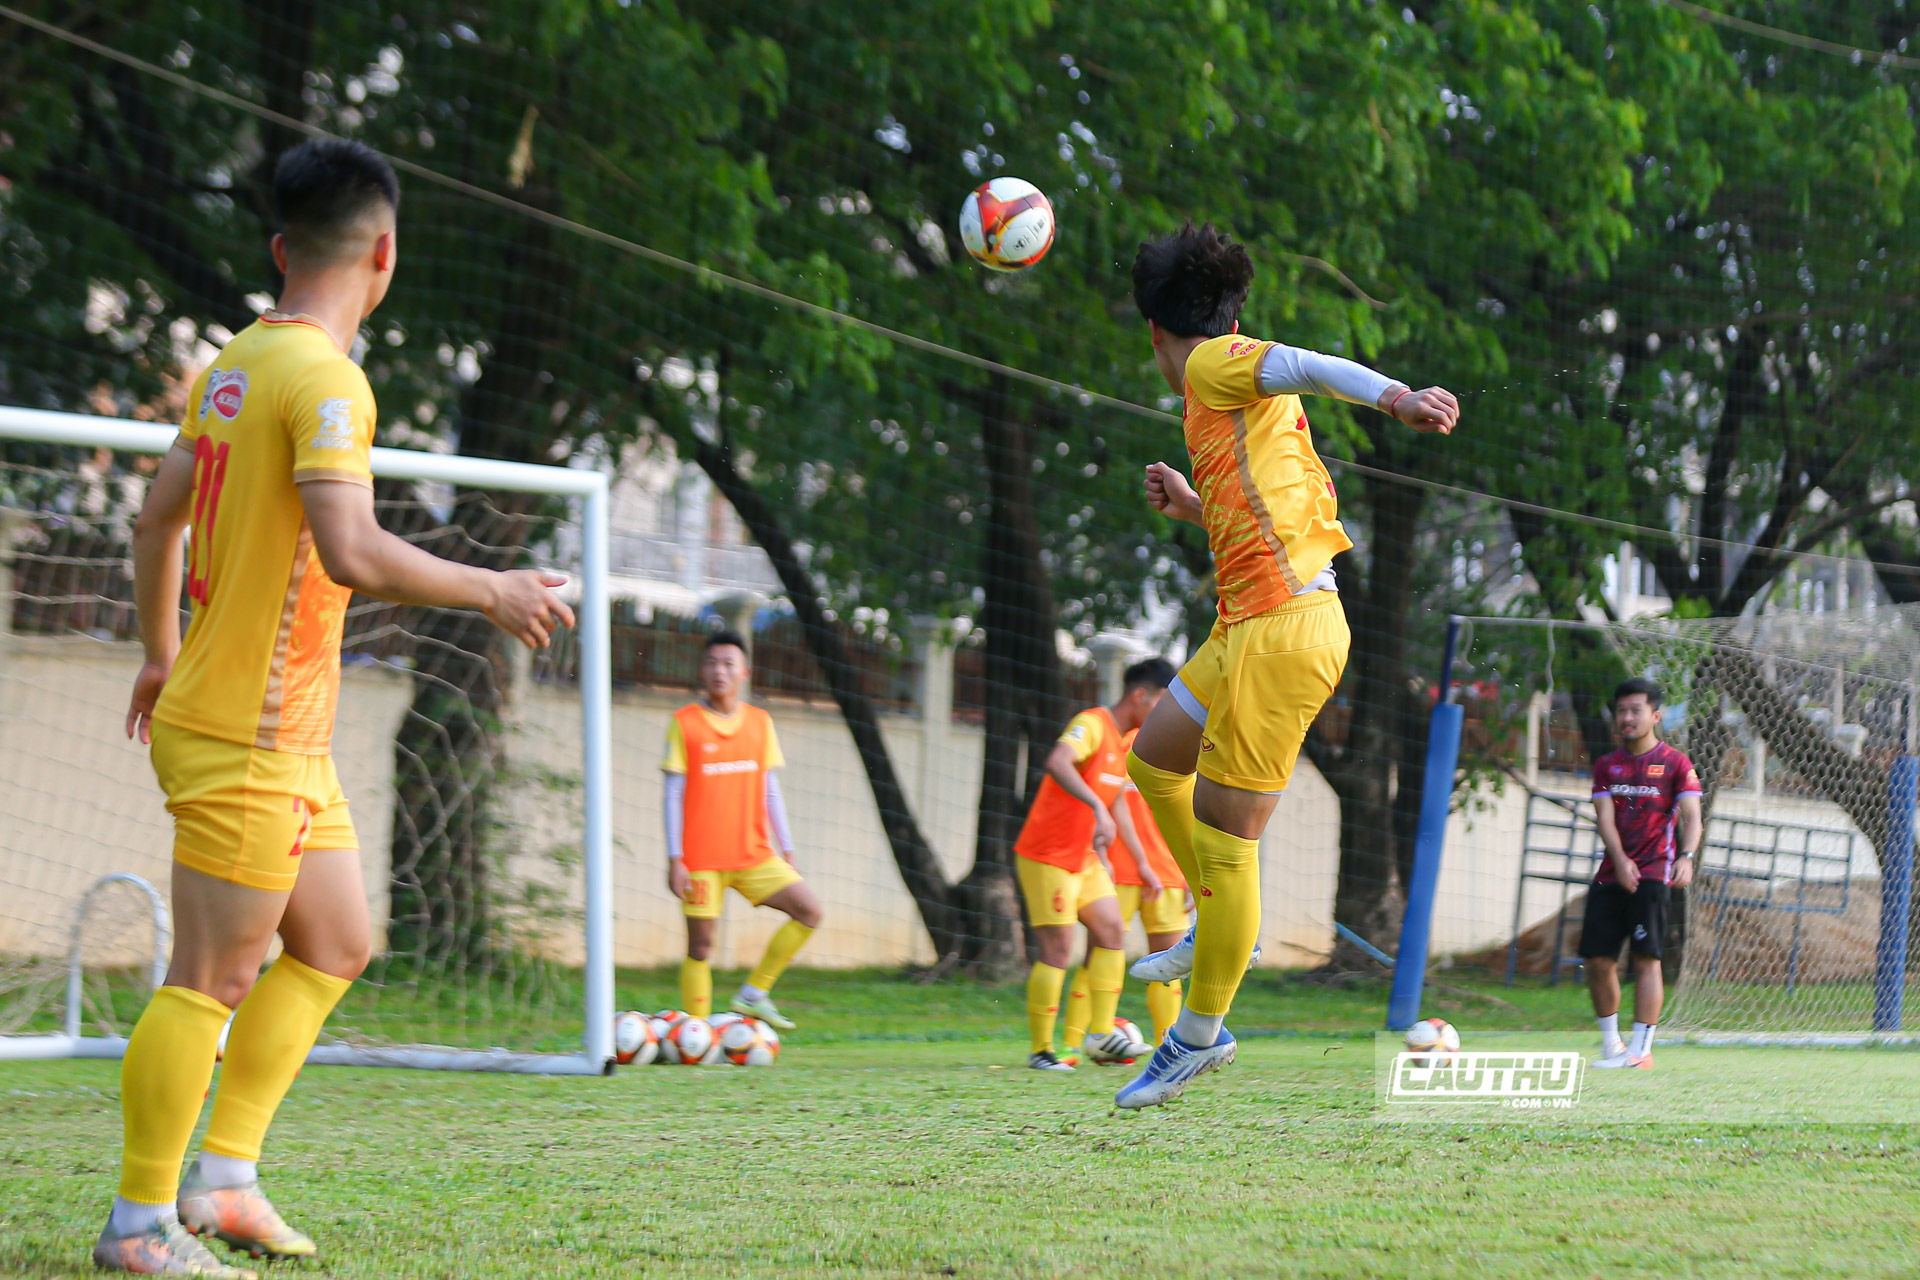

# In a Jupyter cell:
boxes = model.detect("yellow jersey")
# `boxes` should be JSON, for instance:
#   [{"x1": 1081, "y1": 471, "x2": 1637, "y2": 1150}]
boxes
[
  {"x1": 153, "y1": 314, "x2": 376, "y2": 755},
  {"x1": 1183, "y1": 334, "x2": 1353, "y2": 623}
]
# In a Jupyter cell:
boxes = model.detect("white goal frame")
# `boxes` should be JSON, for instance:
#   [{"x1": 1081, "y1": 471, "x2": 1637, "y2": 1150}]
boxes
[{"x1": 0, "y1": 406, "x2": 615, "y2": 1075}]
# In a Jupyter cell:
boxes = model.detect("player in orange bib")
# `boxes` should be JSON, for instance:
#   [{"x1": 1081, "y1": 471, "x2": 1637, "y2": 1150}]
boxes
[
  {"x1": 663, "y1": 629, "x2": 823, "y2": 1032},
  {"x1": 1014, "y1": 658, "x2": 1172, "y2": 1070},
  {"x1": 1117, "y1": 223, "x2": 1460, "y2": 1109},
  {"x1": 99, "y1": 140, "x2": 573, "y2": 1277},
  {"x1": 1061, "y1": 723, "x2": 1192, "y2": 1052}
]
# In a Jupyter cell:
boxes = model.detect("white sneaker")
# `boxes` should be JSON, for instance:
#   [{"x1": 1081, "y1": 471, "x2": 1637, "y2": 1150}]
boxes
[
  {"x1": 1083, "y1": 1027, "x2": 1153, "y2": 1065},
  {"x1": 1028, "y1": 1049, "x2": 1075, "y2": 1072},
  {"x1": 1591, "y1": 1047, "x2": 1634, "y2": 1069},
  {"x1": 1113, "y1": 1028, "x2": 1237, "y2": 1109},
  {"x1": 1128, "y1": 927, "x2": 1262, "y2": 983},
  {"x1": 1594, "y1": 1038, "x2": 1628, "y2": 1064}
]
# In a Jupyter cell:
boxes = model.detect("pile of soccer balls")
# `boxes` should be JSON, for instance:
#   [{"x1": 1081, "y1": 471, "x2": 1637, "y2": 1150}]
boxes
[{"x1": 612, "y1": 1010, "x2": 781, "y2": 1068}]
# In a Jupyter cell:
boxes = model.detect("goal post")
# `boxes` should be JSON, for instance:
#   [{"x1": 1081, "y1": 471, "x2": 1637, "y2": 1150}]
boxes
[{"x1": 0, "y1": 406, "x2": 615, "y2": 1075}]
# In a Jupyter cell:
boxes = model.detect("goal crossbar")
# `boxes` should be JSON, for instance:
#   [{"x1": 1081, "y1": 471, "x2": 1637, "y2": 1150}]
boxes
[{"x1": 0, "y1": 406, "x2": 616, "y2": 1076}]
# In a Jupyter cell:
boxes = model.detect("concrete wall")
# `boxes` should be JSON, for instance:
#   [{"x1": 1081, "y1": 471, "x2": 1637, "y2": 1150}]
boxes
[{"x1": 2, "y1": 637, "x2": 1874, "y2": 975}]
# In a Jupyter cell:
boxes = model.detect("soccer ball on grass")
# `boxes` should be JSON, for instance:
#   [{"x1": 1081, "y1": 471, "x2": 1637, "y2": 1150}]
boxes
[
  {"x1": 1403, "y1": 1017, "x2": 1461, "y2": 1068},
  {"x1": 613, "y1": 1010, "x2": 659, "y2": 1066}
]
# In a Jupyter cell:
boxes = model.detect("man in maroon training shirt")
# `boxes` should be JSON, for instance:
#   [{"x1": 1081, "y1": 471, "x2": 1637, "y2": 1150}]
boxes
[{"x1": 1580, "y1": 677, "x2": 1703, "y2": 1069}]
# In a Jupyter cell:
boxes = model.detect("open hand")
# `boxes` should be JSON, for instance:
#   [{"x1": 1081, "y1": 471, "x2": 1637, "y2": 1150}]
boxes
[
  {"x1": 1092, "y1": 805, "x2": 1118, "y2": 855},
  {"x1": 487, "y1": 570, "x2": 577, "y2": 649},
  {"x1": 125, "y1": 661, "x2": 170, "y2": 745},
  {"x1": 1144, "y1": 462, "x2": 1203, "y2": 525}
]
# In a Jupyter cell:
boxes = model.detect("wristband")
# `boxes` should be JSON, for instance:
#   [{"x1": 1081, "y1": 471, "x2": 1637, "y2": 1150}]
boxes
[{"x1": 1388, "y1": 387, "x2": 1413, "y2": 416}]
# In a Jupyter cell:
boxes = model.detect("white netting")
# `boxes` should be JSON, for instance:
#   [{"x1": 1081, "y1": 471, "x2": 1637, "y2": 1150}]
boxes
[
  {"x1": 1451, "y1": 609, "x2": 1919, "y2": 1038},
  {"x1": 0, "y1": 449, "x2": 596, "y2": 1058}
]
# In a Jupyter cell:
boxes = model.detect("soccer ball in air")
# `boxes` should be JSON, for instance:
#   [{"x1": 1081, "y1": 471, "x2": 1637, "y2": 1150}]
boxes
[
  {"x1": 719, "y1": 1019, "x2": 777, "y2": 1067},
  {"x1": 958, "y1": 177, "x2": 1056, "y2": 272},
  {"x1": 1403, "y1": 1017, "x2": 1461, "y2": 1068},
  {"x1": 662, "y1": 1016, "x2": 714, "y2": 1066},
  {"x1": 613, "y1": 1010, "x2": 659, "y2": 1066}
]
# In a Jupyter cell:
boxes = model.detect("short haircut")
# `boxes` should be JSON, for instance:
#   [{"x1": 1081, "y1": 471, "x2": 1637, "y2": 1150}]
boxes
[
  {"x1": 272, "y1": 138, "x2": 400, "y2": 264},
  {"x1": 704, "y1": 628, "x2": 749, "y2": 655},
  {"x1": 1123, "y1": 656, "x2": 1177, "y2": 692},
  {"x1": 1614, "y1": 676, "x2": 1663, "y2": 709},
  {"x1": 1132, "y1": 222, "x2": 1255, "y2": 338}
]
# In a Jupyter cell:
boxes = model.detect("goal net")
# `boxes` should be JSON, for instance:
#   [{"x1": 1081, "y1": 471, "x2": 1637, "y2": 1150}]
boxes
[
  {"x1": 1448, "y1": 609, "x2": 1919, "y2": 1042},
  {"x1": 0, "y1": 408, "x2": 615, "y2": 1073}
]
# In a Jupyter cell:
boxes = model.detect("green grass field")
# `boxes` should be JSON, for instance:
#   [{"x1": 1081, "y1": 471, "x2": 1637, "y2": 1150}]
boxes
[{"x1": 4, "y1": 969, "x2": 1917, "y2": 1279}]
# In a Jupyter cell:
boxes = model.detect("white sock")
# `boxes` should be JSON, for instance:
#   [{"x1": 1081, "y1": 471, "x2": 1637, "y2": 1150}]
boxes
[
  {"x1": 1629, "y1": 1021, "x2": 1656, "y2": 1057},
  {"x1": 196, "y1": 1151, "x2": 258, "y2": 1188},
  {"x1": 1172, "y1": 1008, "x2": 1225, "y2": 1048},
  {"x1": 735, "y1": 983, "x2": 767, "y2": 1004},
  {"x1": 1597, "y1": 1013, "x2": 1620, "y2": 1049},
  {"x1": 109, "y1": 1196, "x2": 177, "y2": 1236}
]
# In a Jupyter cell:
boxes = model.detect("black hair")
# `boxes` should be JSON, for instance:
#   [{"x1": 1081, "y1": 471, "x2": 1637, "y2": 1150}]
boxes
[
  {"x1": 704, "y1": 628, "x2": 750, "y2": 655},
  {"x1": 1123, "y1": 656, "x2": 1177, "y2": 692},
  {"x1": 1613, "y1": 676, "x2": 1664, "y2": 709},
  {"x1": 1131, "y1": 222, "x2": 1255, "y2": 338},
  {"x1": 272, "y1": 138, "x2": 400, "y2": 262}
]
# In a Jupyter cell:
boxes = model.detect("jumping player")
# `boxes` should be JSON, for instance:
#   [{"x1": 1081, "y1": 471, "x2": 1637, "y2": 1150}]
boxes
[
  {"x1": 103, "y1": 139, "x2": 573, "y2": 1275},
  {"x1": 1061, "y1": 723, "x2": 1191, "y2": 1053},
  {"x1": 1016, "y1": 658, "x2": 1172, "y2": 1071},
  {"x1": 664, "y1": 629, "x2": 822, "y2": 1031},
  {"x1": 1581, "y1": 677, "x2": 1702, "y2": 1069},
  {"x1": 1119, "y1": 223, "x2": 1459, "y2": 1108}
]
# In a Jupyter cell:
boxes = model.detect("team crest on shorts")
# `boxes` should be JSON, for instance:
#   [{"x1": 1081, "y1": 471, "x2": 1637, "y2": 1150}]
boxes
[{"x1": 203, "y1": 368, "x2": 249, "y2": 420}]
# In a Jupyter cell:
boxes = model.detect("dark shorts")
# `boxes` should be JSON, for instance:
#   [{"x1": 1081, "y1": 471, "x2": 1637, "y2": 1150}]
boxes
[{"x1": 1578, "y1": 881, "x2": 1670, "y2": 960}]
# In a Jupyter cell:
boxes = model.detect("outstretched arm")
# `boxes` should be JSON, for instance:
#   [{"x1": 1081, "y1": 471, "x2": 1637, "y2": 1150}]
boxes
[
  {"x1": 1259, "y1": 343, "x2": 1459, "y2": 435},
  {"x1": 300, "y1": 479, "x2": 576, "y2": 648}
]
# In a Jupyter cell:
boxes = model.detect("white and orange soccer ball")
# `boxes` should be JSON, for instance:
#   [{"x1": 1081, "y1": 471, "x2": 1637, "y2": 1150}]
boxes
[
  {"x1": 613, "y1": 1011, "x2": 658, "y2": 1066},
  {"x1": 753, "y1": 1019, "x2": 782, "y2": 1060},
  {"x1": 719, "y1": 1018, "x2": 777, "y2": 1067},
  {"x1": 958, "y1": 177, "x2": 1056, "y2": 272},
  {"x1": 1404, "y1": 1017, "x2": 1461, "y2": 1068},
  {"x1": 663, "y1": 1015, "x2": 714, "y2": 1066}
]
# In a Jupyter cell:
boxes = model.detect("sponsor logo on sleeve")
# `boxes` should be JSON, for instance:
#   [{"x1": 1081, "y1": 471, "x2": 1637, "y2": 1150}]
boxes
[
  {"x1": 312, "y1": 397, "x2": 356, "y2": 450},
  {"x1": 204, "y1": 368, "x2": 249, "y2": 420}
]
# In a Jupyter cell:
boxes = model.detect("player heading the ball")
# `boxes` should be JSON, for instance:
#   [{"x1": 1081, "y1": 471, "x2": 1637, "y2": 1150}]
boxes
[
  {"x1": 1014, "y1": 658, "x2": 1172, "y2": 1072},
  {"x1": 1581, "y1": 678, "x2": 1703, "y2": 1070},
  {"x1": 101, "y1": 139, "x2": 573, "y2": 1277},
  {"x1": 663, "y1": 630, "x2": 823, "y2": 1032},
  {"x1": 1117, "y1": 222, "x2": 1460, "y2": 1109}
]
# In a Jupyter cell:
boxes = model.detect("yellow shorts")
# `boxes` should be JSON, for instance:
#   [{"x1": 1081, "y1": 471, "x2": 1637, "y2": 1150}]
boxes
[
  {"x1": 1117, "y1": 882, "x2": 1189, "y2": 936},
  {"x1": 1016, "y1": 854, "x2": 1116, "y2": 929},
  {"x1": 1176, "y1": 591, "x2": 1350, "y2": 794},
  {"x1": 149, "y1": 719, "x2": 356, "y2": 893},
  {"x1": 682, "y1": 855, "x2": 804, "y2": 919}
]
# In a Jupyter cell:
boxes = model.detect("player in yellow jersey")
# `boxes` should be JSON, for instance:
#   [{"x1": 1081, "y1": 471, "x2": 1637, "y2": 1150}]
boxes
[
  {"x1": 1116, "y1": 224, "x2": 1459, "y2": 1108},
  {"x1": 664, "y1": 629, "x2": 822, "y2": 1031},
  {"x1": 1014, "y1": 658, "x2": 1170, "y2": 1071},
  {"x1": 98, "y1": 140, "x2": 573, "y2": 1276}
]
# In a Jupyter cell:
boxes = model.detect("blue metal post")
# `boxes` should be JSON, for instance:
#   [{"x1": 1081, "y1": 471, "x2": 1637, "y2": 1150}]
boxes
[
  {"x1": 1388, "y1": 617, "x2": 1464, "y2": 1030},
  {"x1": 1872, "y1": 756, "x2": 1918, "y2": 1033}
]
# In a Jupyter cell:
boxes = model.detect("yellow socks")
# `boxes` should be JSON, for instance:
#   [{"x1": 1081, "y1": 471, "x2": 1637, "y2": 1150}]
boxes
[
  {"x1": 117, "y1": 985, "x2": 231, "y2": 1204},
  {"x1": 747, "y1": 921, "x2": 814, "y2": 993},
  {"x1": 1085, "y1": 947, "x2": 1126, "y2": 1037},
  {"x1": 680, "y1": 957, "x2": 713, "y2": 1017},
  {"x1": 1062, "y1": 966, "x2": 1091, "y2": 1050},
  {"x1": 1188, "y1": 822, "x2": 1262, "y2": 1016},
  {"x1": 1126, "y1": 752, "x2": 1200, "y2": 889},
  {"x1": 1145, "y1": 979, "x2": 1183, "y2": 1044},
  {"x1": 1026, "y1": 962, "x2": 1066, "y2": 1053},
  {"x1": 202, "y1": 956, "x2": 350, "y2": 1164}
]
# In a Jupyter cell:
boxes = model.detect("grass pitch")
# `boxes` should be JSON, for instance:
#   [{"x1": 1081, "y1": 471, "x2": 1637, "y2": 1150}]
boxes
[{"x1": 3, "y1": 969, "x2": 1916, "y2": 1279}]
